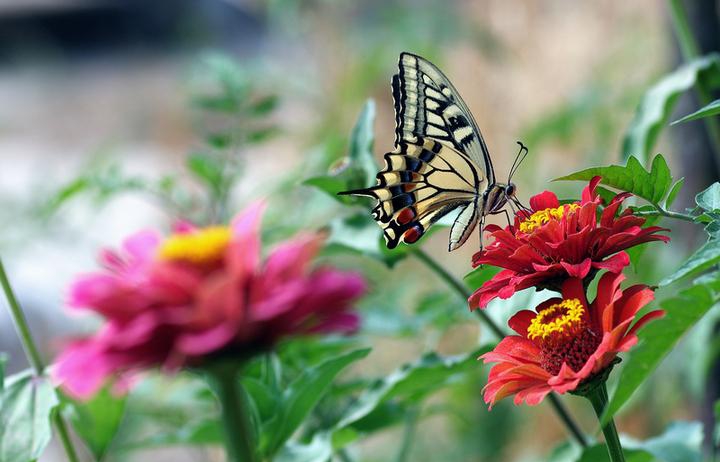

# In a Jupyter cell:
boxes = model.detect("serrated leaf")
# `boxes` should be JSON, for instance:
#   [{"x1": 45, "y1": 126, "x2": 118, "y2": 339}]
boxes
[
  {"x1": 660, "y1": 238, "x2": 720, "y2": 286},
  {"x1": 554, "y1": 154, "x2": 672, "y2": 204},
  {"x1": 695, "y1": 182, "x2": 720, "y2": 212},
  {"x1": 672, "y1": 98, "x2": 720, "y2": 125},
  {"x1": 623, "y1": 54, "x2": 720, "y2": 164},
  {"x1": 266, "y1": 348, "x2": 371, "y2": 455},
  {"x1": 65, "y1": 387, "x2": 126, "y2": 460},
  {"x1": 602, "y1": 284, "x2": 717, "y2": 423},
  {"x1": 0, "y1": 371, "x2": 59, "y2": 462}
]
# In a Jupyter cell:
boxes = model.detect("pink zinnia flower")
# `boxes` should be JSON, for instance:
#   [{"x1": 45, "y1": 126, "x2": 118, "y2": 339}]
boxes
[
  {"x1": 54, "y1": 202, "x2": 366, "y2": 399},
  {"x1": 481, "y1": 272, "x2": 663, "y2": 407},
  {"x1": 469, "y1": 176, "x2": 670, "y2": 309}
]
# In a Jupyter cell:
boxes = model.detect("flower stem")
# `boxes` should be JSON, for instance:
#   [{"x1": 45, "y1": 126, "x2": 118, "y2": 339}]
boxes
[
  {"x1": 667, "y1": 0, "x2": 720, "y2": 175},
  {"x1": 395, "y1": 407, "x2": 419, "y2": 462},
  {"x1": 587, "y1": 382, "x2": 625, "y2": 462},
  {"x1": 0, "y1": 258, "x2": 81, "y2": 462},
  {"x1": 411, "y1": 248, "x2": 505, "y2": 339},
  {"x1": 638, "y1": 204, "x2": 696, "y2": 223},
  {"x1": 410, "y1": 248, "x2": 588, "y2": 448},
  {"x1": 208, "y1": 364, "x2": 257, "y2": 462}
]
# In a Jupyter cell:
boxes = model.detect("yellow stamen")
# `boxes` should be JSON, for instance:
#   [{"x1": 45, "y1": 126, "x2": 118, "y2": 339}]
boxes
[
  {"x1": 157, "y1": 226, "x2": 232, "y2": 264},
  {"x1": 519, "y1": 204, "x2": 580, "y2": 233},
  {"x1": 527, "y1": 298, "x2": 585, "y2": 340}
]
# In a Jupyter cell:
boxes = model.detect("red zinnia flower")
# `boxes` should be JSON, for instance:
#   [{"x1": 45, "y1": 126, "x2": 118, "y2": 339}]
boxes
[
  {"x1": 469, "y1": 176, "x2": 669, "y2": 309},
  {"x1": 53, "y1": 202, "x2": 366, "y2": 399},
  {"x1": 481, "y1": 272, "x2": 663, "y2": 407}
]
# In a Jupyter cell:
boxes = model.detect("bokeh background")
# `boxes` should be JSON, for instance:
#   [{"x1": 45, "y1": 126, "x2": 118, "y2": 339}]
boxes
[{"x1": 0, "y1": 1, "x2": 717, "y2": 461}]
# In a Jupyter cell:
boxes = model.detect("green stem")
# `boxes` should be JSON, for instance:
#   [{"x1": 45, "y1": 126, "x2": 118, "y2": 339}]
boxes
[
  {"x1": 410, "y1": 248, "x2": 588, "y2": 448},
  {"x1": 395, "y1": 407, "x2": 419, "y2": 462},
  {"x1": 667, "y1": 0, "x2": 720, "y2": 175},
  {"x1": 208, "y1": 365, "x2": 257, "y2": 462},
  {"x1": 411, "y1": 248, "x2": 505, "y2": 339},
  {"x1": 587, "y1": 383, "x2": 625, "y2": 462},
  {"x1": 0, "y1": 258, "x2": 80, "y2": 462},
  {"x1": 547, "y1": 393, "x2": 588, "y2": 447},
  {"x1": 638, "y1": 204, "x2": 696, "y2": 223}
]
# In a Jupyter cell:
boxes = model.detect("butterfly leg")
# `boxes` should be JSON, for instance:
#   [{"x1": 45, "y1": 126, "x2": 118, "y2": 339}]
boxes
[{"x1": 477, "y1": 213, "x2": 486, "y2": 254}]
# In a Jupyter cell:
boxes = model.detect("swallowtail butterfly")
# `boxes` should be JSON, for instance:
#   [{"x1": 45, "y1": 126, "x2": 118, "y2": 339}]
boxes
[{"x1": 340, "y1": 52, "x2": 527, "y2": 251}]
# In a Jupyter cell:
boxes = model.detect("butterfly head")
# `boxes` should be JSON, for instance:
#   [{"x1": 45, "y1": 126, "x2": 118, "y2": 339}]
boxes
[{"x1": 505, "y1": 183, "x2": 517, "y2": 197}]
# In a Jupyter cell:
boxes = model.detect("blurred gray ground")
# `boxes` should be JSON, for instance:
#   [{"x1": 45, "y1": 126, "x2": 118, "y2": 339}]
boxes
[{"x1": 0, "y1": 1, "x2": 672, "y2": 461}]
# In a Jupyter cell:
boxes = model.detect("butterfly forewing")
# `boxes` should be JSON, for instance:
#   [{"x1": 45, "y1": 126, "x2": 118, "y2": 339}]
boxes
[
  {"x1": 340, "y1": 52, "x2": 506, "y2": 252},
  {"x1": 393, "y1": 52, "x2": 495, "y2": 185}
]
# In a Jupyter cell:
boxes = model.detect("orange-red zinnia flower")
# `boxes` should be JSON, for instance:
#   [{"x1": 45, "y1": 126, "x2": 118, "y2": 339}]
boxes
[
  {"x1": 54, "y1": 202, "x2": 366, "y2": 399},
  {"x1": 469, "y1": 177, "x2": 669, "y2": 309},
  {"x1": 481, "y1": 272, "x2": 663, "y2": 407}
]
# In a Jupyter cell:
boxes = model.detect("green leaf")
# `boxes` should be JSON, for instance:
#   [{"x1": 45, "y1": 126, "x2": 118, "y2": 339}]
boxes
[
  {"x1": 625, "y1": 421, "x2": 703, "y2": 462},
  {"x1": 65, "y1": 387, "x2": 126, "y2": 460},
  {"x1": 246, "y1": 126, "x2": 280, "y2": 144},
  {"x1": 334, "y1": 348, "x2": 491, "y2": 436},
  {"x1": 463, "y1": 265, "x2": 501, "y2": 291},
  {"x1": 665, "y1": 177, "x2": 684, "y2": 208},
  {"x1": 249, "y1": 95, "x2": 279, "y2": 116},
  {"x1": 575, "y1": 444, "x2": 653, "y2": 462},
  {"x1": 304, "y1": 100, "x2": 378, "y2": 204},
  {"x1": 554, "y1": 154, "x2": 672, "y2": 204},
  {"x1": 623, "y1": 54, "x2": 720, "y2": 164},
  {"x1": 0, "y1": 354, "x2": 6, "y2": 393},
  {"x1": 0, "y1": 370, "x2": 59, "y2": 462},
  {"x1": 659, "y1": 238, "x2": 720, "y2": 286},
  {"x1": 186, "y1": 153, "x2": 224, "y2": 194},
  {"x1": 267, "y1": 348, "x2": 371, "y2": 455},
  {"x1": 324, "y1": 213, "x2": 409, "y2": 268},
  {"x1": 672, "y1": 98, "x2": 720, "y2": 125},
  {"x1": 695, "y1": 182, "x2": 720, "y2": 212},
  {"x1": 602, "y1": 283, "x2": 717, "y2": 423},
  {"x1": 275, "y1": 433, "x2": 332, "y2": 462},
  {"x1": 133, "y1": 420, "x2": 222, "y2": 447}
]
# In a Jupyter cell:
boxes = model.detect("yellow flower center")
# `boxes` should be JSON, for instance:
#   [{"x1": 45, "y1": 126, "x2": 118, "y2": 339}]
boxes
[
  {"x1": 527, "y1": 298, "x2": 585, "y2": 341},
  {"x1": 519, "y1": 203, "x2": 580, "y2": 234},
  {"x1": 157, "y1": 226, "x2": 232, "y2": 264}
]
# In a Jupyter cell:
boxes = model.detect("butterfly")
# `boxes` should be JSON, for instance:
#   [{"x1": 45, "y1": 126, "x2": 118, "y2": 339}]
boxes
[{"x1": 339, "y1": 52, "x2": 528, "y2": 252}]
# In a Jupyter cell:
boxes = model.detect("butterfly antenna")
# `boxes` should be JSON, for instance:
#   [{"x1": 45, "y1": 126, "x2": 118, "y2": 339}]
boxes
[{"x1": 508, "y1": 141, "x2": 529, "y2": 183}]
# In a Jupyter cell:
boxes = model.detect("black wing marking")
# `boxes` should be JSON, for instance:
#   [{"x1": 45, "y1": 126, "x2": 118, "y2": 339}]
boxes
[
  {"x1": 392, "y1": 52, "x2": 495, "y2": 185},
  {"x1": 340, "y1": 136, "x2": 484, "y2": 250}
]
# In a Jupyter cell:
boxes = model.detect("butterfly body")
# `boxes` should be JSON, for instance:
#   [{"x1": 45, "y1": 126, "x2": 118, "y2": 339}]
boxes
[{"x1": 340, "y1": 52, "x2": 523, "y2": 252}]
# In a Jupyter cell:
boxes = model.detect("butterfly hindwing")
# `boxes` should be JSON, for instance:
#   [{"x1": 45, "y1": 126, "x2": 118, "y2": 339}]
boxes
[
  {"x1": 341, "y1": 136, "x2": 485, "y2": 251},
  {"x1": 393, "y1": 52, "x2": 495, "y2": 185}
]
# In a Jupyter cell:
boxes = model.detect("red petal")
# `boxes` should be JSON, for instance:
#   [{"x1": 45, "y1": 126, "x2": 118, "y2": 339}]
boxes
[
  {"x1": 508, "y1": 310, "x2": 537, "y2": 336},
  {"x1": 529, "y1": 190, "x2": 560, "y2": 210}
]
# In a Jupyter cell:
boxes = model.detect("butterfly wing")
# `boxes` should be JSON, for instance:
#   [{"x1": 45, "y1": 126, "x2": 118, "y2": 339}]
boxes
[
  {"x1": 340, "y1": 136, "x2": 485, "y2": 251},
  {"x1": 392, "y1": 52, "x2": 496, "y2": 185}
]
